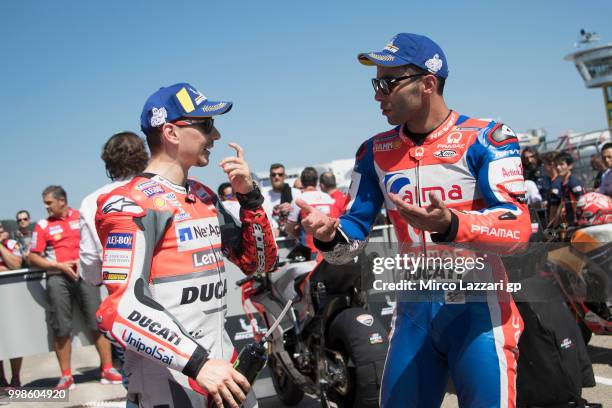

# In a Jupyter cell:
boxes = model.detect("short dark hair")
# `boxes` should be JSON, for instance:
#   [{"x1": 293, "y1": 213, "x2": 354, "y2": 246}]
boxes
[
  {"x1": 270, "y1": 163, "x2": 285, "y2": 173},
  {"x1": 555, "y1": 152, "x2": 574, "y2": 166},
  {"x1": 101, "y1": 132, "x2": 149, "y2": 181},
  {"x1": 16, "y1": 210, "x2": 30, "y2": 220},
  {"x1": 602, "y1": 142, "x2": 612, "y2": 153},
  {"x1": 300, "y1": 167, "x2": 318, "y2": 188},
  {"x1": 407, "y1": 64, "x2": 445, "y2": 95},
  {"x1": 217, "y1": 182, "x2": 232, "y2": 197},
  {"x1": 145, "y1": 127, "x2": 163, "y2": 155},
  {"x1": 42, "y1": 185, "x2": 67, "y2": 201},
  {"x1": 319, "y1": 171, "x2": 336, "y2": 189},
  {"x1": 541, "y1": 151, "x2": 558, "y2": 165}
]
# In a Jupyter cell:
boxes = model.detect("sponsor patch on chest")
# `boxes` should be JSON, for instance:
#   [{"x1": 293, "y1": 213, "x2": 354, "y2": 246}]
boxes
[{"x1": 175, "y1": 217, "x2": 221, "y2": 251}]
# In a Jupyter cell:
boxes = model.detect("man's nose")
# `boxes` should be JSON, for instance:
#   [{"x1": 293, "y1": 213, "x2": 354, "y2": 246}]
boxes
[
  {"x1": 212, "y1": 127, "x2": 221, "y2": 140},
  {"x1": 374, "y1": 89, "x2": 385, "y2": 102}
]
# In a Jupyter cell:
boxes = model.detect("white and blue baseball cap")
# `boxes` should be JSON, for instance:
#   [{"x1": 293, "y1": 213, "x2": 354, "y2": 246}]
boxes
[
  {"x1": 140, "y1": 83, "x2": 233, "y2": 135},
  {"x1": 358, "y1": 33, "x2": 449, "y2": 79}
]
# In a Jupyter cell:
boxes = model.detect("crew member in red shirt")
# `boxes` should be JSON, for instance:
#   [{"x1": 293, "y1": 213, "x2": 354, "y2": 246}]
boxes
[
  {"x1": 287, "y1": 167, "x2": 340, "y2": 254},
  {"x1": 319, "y1": 171, "x2": 348, "y2": 214},
  {"x1": 28, "y1": 185, "x2": 120, "y2": 390}
]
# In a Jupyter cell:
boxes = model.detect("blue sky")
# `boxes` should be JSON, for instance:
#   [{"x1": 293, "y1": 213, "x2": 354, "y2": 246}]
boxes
[{"x1": 2, "y1": 1, "x2": 611, "y2": 221}]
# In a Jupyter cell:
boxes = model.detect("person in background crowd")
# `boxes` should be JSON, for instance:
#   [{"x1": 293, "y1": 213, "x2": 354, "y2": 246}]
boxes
[
  {"x1": 0, "y1": 222, "x2": 22, "y2": 271},
  {"x1": 319, "y1": 171, "x2": 348, "y2": 214},
  {"x1": 521, "y1": 147, "x2": 542, "y2": 182},
  {"x1": 548, "y1": 152, "x2": 585, "y2": 227},
  {"x1": 287, "y1": 167, "x2": 339, "y2": 254},
  {"x1": 599, "y1": 142, "x2": 612, "y2": 197},
  {"x1": 79, "y1": 131, "x2": 149, "y2": 400},
  {"x1": 591, "y1": 154, "x2": 606, "y2": 190},
  {"x1": 263, "y1": 163, "x2": 300, "y2": 236},
  {"x1": 80, "y1": 131, "x2": 149, "y2": 287},
  {"x1": 293, "y1": 177, "x2": 303, "y2": 190},
  {"x1": 0, "y1": 222, "x2": 23, "y2": 389},
  {"x1": 540, "y1": 151, "x2": 558, "y2": 214},
  {"x1": 218, "y1": 182, "x2": 241, "y2": 223},
  {"x1": 13, "y1": 210, "x2": 33, "y2": 261},
  {"x1": 28, "y1": 185, "x2": 117, "y2": 391}
]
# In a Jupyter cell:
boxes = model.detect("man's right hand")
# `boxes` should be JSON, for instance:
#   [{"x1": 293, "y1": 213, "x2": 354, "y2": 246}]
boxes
[
  {"x1": 55, "y1": 261, "x2": 78, "y2": 281},
  {"x1": 295, "y1": 199, "x2": 339, "y2": 242},
  {"x1": 196, "y1": 359, "x2": 250, "y2": 408}
]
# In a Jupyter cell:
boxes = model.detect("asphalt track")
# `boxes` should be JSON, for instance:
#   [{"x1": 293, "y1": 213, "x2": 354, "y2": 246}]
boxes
[{"x1": 1, "y1": 334, "x2": 610, "y2": 407}]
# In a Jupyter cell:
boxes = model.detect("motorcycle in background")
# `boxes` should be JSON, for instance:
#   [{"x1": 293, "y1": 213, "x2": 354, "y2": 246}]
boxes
[
  {"x1": 545, "y1": 192, "x2": 612, "y2": 344},
  {"x1": 237, "y1": 246, "x2": 388, "y2": 408}
]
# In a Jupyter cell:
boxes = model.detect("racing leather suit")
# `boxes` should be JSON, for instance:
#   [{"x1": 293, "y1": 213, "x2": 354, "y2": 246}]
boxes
[
  {"x1": 315, "y1": 111, "x2": 531, "y2": 408},
  {"x1": 95, "y1": 174, "x2": 277, "y2": 408}
]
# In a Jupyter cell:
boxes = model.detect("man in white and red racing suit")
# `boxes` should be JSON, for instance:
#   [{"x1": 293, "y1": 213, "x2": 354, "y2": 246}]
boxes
[
  {"x1": 301, "y1": 34, "x2": 532, "y2": 408},
  {"x1": 95, "y1": 82, "x2": 277, "y2": 408}
]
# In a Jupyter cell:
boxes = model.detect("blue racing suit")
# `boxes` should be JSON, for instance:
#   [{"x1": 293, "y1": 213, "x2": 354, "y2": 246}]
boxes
[{"x1": 315, "y1": 111, "x2": 530, "y2": 407}]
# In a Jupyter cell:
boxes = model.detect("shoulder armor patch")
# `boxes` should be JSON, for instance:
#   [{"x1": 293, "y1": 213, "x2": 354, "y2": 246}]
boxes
[{"x1": 488, "y1": 124, "x2": 517, "y2": 147}]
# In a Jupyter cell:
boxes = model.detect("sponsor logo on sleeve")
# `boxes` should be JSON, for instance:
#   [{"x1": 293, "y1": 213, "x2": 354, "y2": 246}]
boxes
[
  {"x1": 102, "y1": 270, "x2": 128, "y2": 282},
  {"x1": 105, "y1": 233, "x2": 134, "y2": 249},
  {"x1": 471, "y1": 225, "x2": 520, "y2": 239},
  {"x1": 103, "y1": 250, "x2": 133, "y2": 267},
  {"x1": 69, "y1": 220, "x2": 80, "y2": 230},
  {"x1": 102, "y1": 196, "x2": 144, "y2": 214},
  {"x1": 373, "y1": 139, "x2": 402, "y2": 152},
  {"x1": 122, "y1": 329, "x2": 174, "y2": 365},
  {"x1": 253, "y1": 223, "x2": 266, "y2": 273},
  {"x1": 126, "y1": 310, "x2": 182, "y2": 346}
]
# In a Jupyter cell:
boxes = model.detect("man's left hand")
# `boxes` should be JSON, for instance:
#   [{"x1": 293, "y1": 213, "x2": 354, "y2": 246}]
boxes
[
  {"x1": 389, "y1": 192, "x2": 452, "y2": 233},
  {"x1": 219, "y1": 143, "x2": 253, "y2": 194}
]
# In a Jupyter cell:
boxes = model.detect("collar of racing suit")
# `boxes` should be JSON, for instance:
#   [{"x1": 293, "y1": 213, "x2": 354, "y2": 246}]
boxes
[{"x1": 401, "y1": 110, "x2": 456, "y2": 147}]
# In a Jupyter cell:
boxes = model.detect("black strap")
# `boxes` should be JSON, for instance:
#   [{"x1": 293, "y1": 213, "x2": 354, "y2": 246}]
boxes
[{"x1": 280, "y1": 183, "x2": 293, "y2": 204}]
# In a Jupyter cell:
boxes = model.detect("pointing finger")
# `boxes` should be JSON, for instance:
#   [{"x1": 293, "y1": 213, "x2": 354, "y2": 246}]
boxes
[{"x1": 228, "y1": 143, "x2": 244, "y2": 159}]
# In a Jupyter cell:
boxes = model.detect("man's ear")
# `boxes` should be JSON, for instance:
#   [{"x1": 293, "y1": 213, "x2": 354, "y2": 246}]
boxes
[
  {"x1": 161, "y1": 123, "x2": 180, "y2": 147},
  {"x1": 422, "y1": 75, "x2": 438, "y2": 96}
]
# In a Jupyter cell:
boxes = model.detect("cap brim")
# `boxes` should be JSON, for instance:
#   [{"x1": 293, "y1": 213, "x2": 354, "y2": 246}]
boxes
[
  {"x1": 183, "y1": 100, "x2": 233, "y2": 118},
  {"x1": 357, "y1": 51, "x2": 409, "y2": 67}
]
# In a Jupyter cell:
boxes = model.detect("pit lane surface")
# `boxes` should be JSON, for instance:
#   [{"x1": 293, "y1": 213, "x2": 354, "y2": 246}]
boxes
[{"x1": 1, "y1": 335, "x2": 610, "y2": 407}]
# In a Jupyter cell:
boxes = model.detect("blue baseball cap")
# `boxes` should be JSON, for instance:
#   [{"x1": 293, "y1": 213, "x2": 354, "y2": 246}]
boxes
[
  {"x1": 358, "y1": 33, "x2": 449, "y2": 79},
  {"x1": 140, "y1": 83, "x2": 233, "y2": 134}
]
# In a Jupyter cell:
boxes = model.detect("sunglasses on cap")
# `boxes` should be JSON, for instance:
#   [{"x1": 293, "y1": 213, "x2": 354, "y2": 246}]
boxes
[{"x1": 172, "y1": 117, "x2": 215, "y2": 134}]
